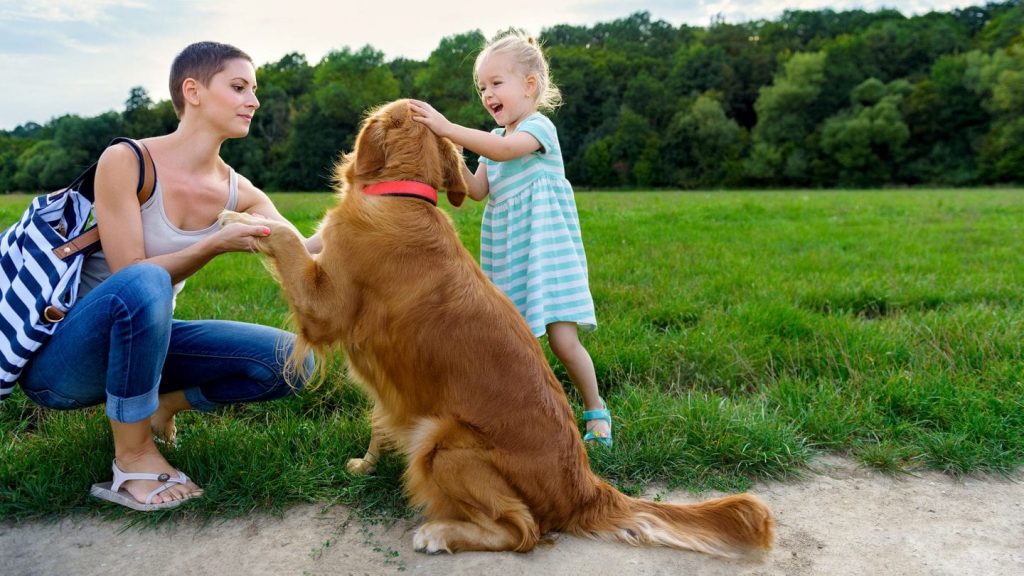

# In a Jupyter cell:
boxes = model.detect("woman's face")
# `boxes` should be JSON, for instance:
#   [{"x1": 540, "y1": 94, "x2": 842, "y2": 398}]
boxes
[{"x1": 198, "y1": 58, "x2": 260, "y2": 137}]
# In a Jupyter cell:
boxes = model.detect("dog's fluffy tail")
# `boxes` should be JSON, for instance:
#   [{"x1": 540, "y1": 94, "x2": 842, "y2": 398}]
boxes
[{"x1": 571, "y1": 483, "x2": 774, "y2": 557}]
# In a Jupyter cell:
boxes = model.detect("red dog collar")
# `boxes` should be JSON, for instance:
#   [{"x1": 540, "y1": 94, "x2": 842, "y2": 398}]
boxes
[{"x1": 363, "y1": 181, "x2": 438, "y2": 206}]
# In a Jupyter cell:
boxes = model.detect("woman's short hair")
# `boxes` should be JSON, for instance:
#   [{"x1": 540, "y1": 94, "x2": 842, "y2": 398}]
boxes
[{"x1": 169, "y1": 41, "x2": 252, "y2": 118}]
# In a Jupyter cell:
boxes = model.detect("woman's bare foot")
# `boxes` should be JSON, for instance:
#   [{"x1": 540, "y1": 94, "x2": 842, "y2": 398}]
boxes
[
  {"x1": 115, "y1": 446, "x2": 203, "y2": 505},
  {"x1": 150, "y1": 404, "x2": 177, "y2": 445},
  {"x1": 151, "y1": 390, "x2": 192, "y2": 445},
  {"x1": 109, "y1": 413, "x2": 200, "y2": 506}
]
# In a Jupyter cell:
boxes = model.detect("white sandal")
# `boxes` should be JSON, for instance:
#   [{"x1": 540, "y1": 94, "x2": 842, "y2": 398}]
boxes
[{"x1": 89, "y1": 460, "x2": 200, "y2": 511}]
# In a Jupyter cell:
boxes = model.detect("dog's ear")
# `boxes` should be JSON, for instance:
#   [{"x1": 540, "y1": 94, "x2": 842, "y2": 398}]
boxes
[
  {"x1": 354, "y1": 116, "x2": 386, "y2": 176},
  {"x1": 441, "y1": 138, "x2": 468, "y2": 207}
]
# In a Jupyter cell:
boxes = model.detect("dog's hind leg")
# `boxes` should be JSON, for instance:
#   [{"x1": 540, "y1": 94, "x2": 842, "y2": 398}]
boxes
[
  {"x1": 347, "y1": 403, "x2": 384, "y2": 475},
  {"x1": 405, "y1": 420, "x2": 539, "y2": 553}
]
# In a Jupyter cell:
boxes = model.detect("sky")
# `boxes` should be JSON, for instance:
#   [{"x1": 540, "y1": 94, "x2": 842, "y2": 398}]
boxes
[{"x1": 0, "y1": 0, "x2": 984, "y2": 131}]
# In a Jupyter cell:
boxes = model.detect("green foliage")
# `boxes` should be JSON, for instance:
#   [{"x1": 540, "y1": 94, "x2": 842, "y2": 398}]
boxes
[
  {"x1": 3, "y1": 5, "x2": 1024, "y2": 193},
  {"x1": 413, "y1": 31, "x2": 490, "y2": 131},
  {"x1": 663, "y1": 94, "x2": 745, "y2": 188},
  {"x1": 748, "y1": 52, "x2": 828, "y2": 185},
  {"x1": 820, "y1": 79, "x2": 911, "y2": 184}
]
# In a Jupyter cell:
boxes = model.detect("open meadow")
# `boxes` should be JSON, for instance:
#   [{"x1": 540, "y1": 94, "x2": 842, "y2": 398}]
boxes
[{"x1": 2, "y1": 189, "x2": 1023, "y2": 524}]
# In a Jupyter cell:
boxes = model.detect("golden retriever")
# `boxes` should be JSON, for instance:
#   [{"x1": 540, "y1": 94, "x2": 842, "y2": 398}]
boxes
[{"x1": 220, "y1": 99, "x2": 774, "y2": 555}]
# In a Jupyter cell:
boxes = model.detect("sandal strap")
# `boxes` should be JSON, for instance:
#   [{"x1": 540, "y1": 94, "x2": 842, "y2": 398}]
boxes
[
  {"x1": 144, "y1": 480, "x2": 185, "y2": 505},
  {"x1": 582, "y1": 408, "x2": 611, "y2": 422},
  {"x1": 109, "y1": 460, "x2": 189, "y2": 492}
]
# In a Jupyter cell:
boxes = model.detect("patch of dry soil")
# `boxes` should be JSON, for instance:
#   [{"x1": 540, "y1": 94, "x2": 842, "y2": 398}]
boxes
[{"x1": 2, "y1": 456, "x2": 1021, "y2": 576}]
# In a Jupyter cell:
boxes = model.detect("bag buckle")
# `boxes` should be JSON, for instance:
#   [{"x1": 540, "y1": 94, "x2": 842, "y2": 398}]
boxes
[{"x1": 43, "y1": 306, "x2": 65, "y2": 323}]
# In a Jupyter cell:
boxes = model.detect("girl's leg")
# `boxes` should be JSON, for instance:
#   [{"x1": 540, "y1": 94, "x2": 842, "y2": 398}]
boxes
[
  {"x1": 157, "y1": 319, "x2": 313, "y2": 413},
  {"x1": 546, "y1": 322, "x2": 610, "y2": 442},
  {"x1": 20, "y1": 264, "x2": 201, "y2": 504}
]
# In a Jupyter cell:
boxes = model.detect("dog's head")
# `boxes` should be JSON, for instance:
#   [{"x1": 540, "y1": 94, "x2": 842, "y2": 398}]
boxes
[{"x1": 337, "y1": 99, "x2": 467, "y2": 207}]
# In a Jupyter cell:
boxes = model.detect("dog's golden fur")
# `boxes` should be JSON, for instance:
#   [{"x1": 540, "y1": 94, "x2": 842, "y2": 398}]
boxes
[{"x1": 221, "y1": 99, "x2": 774, "y2": 555}]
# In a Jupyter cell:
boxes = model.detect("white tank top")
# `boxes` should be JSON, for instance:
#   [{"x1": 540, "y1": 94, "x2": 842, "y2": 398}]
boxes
[{"x1": 78, "y1": 168, "x2": 240, "y2": 301}]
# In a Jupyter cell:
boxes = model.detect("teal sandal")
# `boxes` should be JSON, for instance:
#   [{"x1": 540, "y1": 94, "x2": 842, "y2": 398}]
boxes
[{"x1": 582, "y1": 397, "x2": 613, "y2": 447}]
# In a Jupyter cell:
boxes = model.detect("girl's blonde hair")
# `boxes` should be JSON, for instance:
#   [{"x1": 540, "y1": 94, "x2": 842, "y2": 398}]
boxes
[{"x1": 475, "y1": 29, "x2": 562, "y2": 112}]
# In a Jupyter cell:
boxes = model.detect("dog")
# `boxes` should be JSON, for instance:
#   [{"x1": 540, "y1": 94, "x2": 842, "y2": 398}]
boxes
[{"x1": 220, "y1": 99, "x2": 774, "y2": 555}]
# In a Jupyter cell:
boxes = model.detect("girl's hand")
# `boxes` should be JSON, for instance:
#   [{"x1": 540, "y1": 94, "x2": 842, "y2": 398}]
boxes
[{"x1": 409, "y1": 100, "x2": 453, "y2": 138}]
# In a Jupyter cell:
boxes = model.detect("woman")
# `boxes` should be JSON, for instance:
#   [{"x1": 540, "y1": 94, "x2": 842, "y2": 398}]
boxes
[{"x1": 19, "y1": 41, "x2": 315, "y2": 510}]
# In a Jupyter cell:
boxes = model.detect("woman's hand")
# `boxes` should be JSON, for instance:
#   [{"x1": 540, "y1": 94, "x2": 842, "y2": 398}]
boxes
[{"x1": 213, "y1": 221, "x2": 272, "y2": 253}]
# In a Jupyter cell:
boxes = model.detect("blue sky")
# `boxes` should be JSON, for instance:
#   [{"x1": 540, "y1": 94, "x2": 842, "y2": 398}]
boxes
[{"x1": 0, "y1": 0, "x2": 981, "y2": 131}]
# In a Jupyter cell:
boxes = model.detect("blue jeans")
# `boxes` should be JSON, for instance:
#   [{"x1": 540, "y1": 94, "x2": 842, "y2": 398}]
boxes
[{"x1": 20, "y1": 264, "x2": 312, "y2": 423}]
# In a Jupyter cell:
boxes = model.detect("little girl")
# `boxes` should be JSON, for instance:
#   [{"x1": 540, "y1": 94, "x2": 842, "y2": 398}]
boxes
[{"x1": 410, "y1": 30, "x2": 611, "y2": 446}]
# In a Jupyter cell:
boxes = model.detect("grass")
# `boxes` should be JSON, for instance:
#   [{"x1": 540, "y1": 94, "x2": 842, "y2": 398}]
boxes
[{"x1": 2, "y1": 188, "x2": 1024, "y2": 522}]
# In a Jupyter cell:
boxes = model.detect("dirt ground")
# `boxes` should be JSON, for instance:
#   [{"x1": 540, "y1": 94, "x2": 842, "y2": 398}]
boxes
[{"x1": 2, "y1": 455, "x2": 1022, "y2": 576}]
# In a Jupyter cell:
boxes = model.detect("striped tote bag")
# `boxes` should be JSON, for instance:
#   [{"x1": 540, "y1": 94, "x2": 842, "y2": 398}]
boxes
[{"x1": 0, "y1": 137, "x2": 153, "y2": 402}]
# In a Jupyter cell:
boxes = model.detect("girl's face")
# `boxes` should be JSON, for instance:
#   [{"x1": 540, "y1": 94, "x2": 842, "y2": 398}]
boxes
[
  {"x1": 195, "y1": 58, "x2": 260, "y2": 138},
  {"x1": 476, "y1": 51, "x2": 537, "y2": 132}
]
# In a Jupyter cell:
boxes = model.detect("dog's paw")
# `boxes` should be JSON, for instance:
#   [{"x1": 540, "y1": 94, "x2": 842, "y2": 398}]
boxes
[
  {"x1": 345, "y1": 458, "x2": 377, "y2": 476},
  {"x1": 217, "y1": 209, "x2": 258, "y2": 228},
  {"x1": 413, "y1": 523, "x2": 453, "y2": 555}
]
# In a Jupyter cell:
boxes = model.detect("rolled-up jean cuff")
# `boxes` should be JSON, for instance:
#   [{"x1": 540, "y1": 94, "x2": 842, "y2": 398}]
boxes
[
  {"x1": 184, "y1": 387, "x2": 220, "y2": 412},
  {"x1": 106, "y1": 388, "x2": 160, "y2": 423}
]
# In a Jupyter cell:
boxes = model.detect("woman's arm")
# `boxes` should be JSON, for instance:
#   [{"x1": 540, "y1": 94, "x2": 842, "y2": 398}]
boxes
[
  {"x1": 235, "y1": 174, "x2": 322, "y2": 253},
  {"x1": 93, "y1": 145, "x2": 278, "y2": 284}
]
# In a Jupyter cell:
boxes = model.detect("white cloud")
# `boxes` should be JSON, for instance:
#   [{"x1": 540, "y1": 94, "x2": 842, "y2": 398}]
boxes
[{"x1": 0, "y1": 0, "x2": 147, "y2": 23}]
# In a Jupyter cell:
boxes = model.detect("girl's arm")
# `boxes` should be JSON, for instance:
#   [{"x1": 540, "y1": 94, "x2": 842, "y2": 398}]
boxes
[
  {"x1": 409, "y1": 100, "x2": 541, "y2": 163},
  {"x1": 93, "y1": 146, "x2": 284, "y2": 283}
]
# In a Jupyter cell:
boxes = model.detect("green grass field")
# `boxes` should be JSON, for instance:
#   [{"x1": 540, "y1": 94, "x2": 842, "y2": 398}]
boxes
[{"x1": 2, "y1": 189, "x2": 1023, "y2": 522}]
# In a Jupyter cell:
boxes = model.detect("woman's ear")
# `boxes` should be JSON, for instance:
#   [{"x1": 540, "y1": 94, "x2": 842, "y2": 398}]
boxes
[{"x1": 182, "y1": 78, "x2": 200, "y2": 107}]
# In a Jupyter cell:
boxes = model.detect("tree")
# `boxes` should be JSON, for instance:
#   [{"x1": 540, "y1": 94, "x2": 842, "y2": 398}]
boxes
[
  {"x1": 275, "y1": 46, "x2": 400, "y2": 190},
  {"x1": 544, "y1": 44, "x2": 620, "y2": 184},
  {"x1": 414, "y1": 31, "x2": 490, "y2": 131},
  {"x1": 820, "y1": 78, "x2": 911, "y2": 185},
  {"x1": 973, "y1": 44, "x2": 1024, "y2": 181},
  {"x1": 663, "y1": 94, "x2": 745, "y2": 188},
  {"x1": 123, "y1": 86, "x2": 174, "y2": 138},
  {"x1": 601, "y1": 107, "x2": 662, "y2": 187},
  {"x1": 901, "y1": 53, "x2": 989, "y2": 184},
  {"x1": 747, "y1": 51, "x2": 829, "y2": 185}
]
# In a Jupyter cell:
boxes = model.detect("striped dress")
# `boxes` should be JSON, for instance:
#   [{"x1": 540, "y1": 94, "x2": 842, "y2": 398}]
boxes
[{"x1": 479, "y1": 112, "x2": 596, "y2": 337}]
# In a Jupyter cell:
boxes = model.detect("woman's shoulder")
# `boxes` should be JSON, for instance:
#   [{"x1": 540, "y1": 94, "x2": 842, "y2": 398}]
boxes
[
  {"x1": 96, "y1": 139, "x2": 147, "y2": 183},
  {"x1": 234, "y1": 171, "x2": 274, "y2": 211}
]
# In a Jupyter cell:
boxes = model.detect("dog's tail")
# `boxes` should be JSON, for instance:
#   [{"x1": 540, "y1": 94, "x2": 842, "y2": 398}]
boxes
[{"x1": 570, "y1": 482, "x2": 774, "y2": 557}]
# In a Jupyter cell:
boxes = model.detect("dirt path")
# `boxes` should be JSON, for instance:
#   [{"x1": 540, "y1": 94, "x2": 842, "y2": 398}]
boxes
[{"x1": 2, "y1": 456, "x2": 1022, "y2": 576}]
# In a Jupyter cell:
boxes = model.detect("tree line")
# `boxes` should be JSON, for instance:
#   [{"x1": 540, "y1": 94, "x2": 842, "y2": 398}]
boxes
[{"x1": 1, "y1": 3, "x2": 1022, "y2": 192}]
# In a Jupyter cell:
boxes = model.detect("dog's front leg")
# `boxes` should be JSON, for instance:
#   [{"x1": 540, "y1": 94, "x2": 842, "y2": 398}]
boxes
[{"x1": 219, "y1": 210, "x2": 339, "y2": 334}]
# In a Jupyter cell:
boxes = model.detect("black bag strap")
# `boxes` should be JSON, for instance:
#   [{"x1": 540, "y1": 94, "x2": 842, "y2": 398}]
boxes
[{"x1": 50, "y1": 137, "x2": 156, "y2": 261}]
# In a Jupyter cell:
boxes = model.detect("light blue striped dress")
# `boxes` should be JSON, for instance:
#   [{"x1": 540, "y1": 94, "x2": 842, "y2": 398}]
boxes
[{"x1": 479, "y1": 113, "x2": 596, "y2": 337}]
